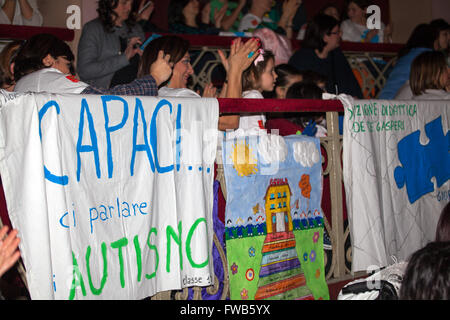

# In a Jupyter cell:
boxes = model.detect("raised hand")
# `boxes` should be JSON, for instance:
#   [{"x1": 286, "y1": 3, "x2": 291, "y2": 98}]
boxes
[
  {"x1": 150, "y1": 50, "x2": 173, "y2": 86},
  {"x1": 0, "y1": 226, "x2": 21, "y2": 278},
  {"x1": 125, "y1": 36, "x2": 143, "y2": 60}
]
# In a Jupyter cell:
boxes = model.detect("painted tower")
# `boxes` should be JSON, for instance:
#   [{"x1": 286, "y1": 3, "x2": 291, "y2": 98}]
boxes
[{"x1": 254, "y1": 178, "x2": 313, "y2": 300}]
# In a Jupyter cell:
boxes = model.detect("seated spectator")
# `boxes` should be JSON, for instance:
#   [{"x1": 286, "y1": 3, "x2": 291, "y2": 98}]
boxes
[
  {"x1": 408, "y1": 50, "x2": 449, "y2": 100},
  {"x1": 168, "y1": 0, "x2": 225, "y2": 35},
  {"x1": 265, "y1": 63, "x2": 303, "y2": 99},
  {"x1": 77, "y1": 0, "x2": 145, "y2": 89},
  {"x1": 286, "y1": 81, "x2": 327, "y2": 137},
  {"x1": 430, "y1": 19, "x2": 450, "y2": 53},
  {"x1": 238, "y1": 49, "x2": 277, "y2": 132},
  {"x1": 289, "y1": 14, "x2": 363, "y2": 98},
  {"x1": 322, "y1": 3, "x2": 341, "y2": 22},
  {"x1": 0, "y1": 225, "x2": 20, "y2": 279},
  {"x1": 238, "y1": 0, "x2": 302, "y2": 39},
  {"x1": 297, "y1": 3, "x2": 341, "y2": 40},
  {"x1": 141, "y1": 35, "x2": 217, "y2": 98},
  {"x1": 140, "y1": 34, "x2": 261, "y2": 130},
  {"x1": 300, "y1": 69, "x2": 328, "y2": 91},
  {"x1": 265, "y1": 67, "x2": 328, "y2": 136},
  {"x1": 340, "y1": 0, "x2": 392, "y2": 43},
  {"x1": 399, "y1": 241, "x2": 450, "y2": 300},
  {"x1": 0, "y1": 0, "x2": 42, "y2": 26},
  {"x1": 210, "y1": 0, "x2": 246, "y2": 32},
  {"x1": 13, "y1": 33, "x2": 172, "y2": 96},
  {"x1": 0, "y1": 40, "x2": 22, "y2": 91},
  {"x1": 379, "y1": 23, "x2": 439, "y2": 99}
]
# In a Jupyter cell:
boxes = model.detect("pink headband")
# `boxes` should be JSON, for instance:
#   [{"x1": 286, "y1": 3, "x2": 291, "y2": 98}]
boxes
[{"x1": 254, "y1": 49, "x2": 265, "y2": 66}]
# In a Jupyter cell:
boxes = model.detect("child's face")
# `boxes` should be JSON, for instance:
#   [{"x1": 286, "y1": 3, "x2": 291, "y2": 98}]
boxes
[
  {"x1": 347, "y1": 2, "x2": 365, "y2": 23},
  {"x1": 259, "y1": 58, "x2": 277, "y2": 92}
]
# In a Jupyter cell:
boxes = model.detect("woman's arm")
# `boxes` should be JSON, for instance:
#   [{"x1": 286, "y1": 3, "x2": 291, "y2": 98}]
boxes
[
  {"x1": 218, "y1": 37, "x2": 260, "y2": 130},
  {"x1": 77, "y1": 22, "x2": 132, "y2": 83},
  {"x1": 18, "y1": 0, "x2": 43, "y2": 26}
]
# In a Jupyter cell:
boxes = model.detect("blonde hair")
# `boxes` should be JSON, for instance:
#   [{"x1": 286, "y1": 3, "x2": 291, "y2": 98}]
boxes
[{"x1": 410, "y1": 51, "x2": 447, "y2": 96}]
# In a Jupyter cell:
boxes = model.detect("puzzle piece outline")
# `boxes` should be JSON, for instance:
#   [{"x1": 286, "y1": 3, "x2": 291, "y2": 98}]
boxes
[{"x1": 394, "y1": 116, "x2": 450, "y2": 204}]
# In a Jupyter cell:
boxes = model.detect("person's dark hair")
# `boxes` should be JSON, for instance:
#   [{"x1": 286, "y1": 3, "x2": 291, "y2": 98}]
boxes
[
  {"x1": 344, "y1": 0, "x2": 371, "y2": 10},
  {"x1": 430, "y1": 19, "x2": 450, "y2": 33},
  {"x1": 398, "y1": 23, "x2": 439, "y2": 58},
  {"x1": 436, "y1": 202, "x2": 450, "y2": 242},
  {"x1": 0, "y1": 40, "x2": 22, "y2": 89},
  {"x1": 410, "y1": 50, "x2": 447, "y2": 96},
  {"x1": 242, "y1": 50, "x2": 275, "y2": 91},
  {"x1": 303, "y1": 14, "x2": 339, "y2": 52},
  {"x1": 274, "y1": 64, "x2": 302, "y2": 88},
  {"x1": 138, "y1": 35, "x2": 190, "y2": 82},
  {"x1": 13, "y1": 34, "x2": 75, "y2": 82},
  {"x1": 286, "y1": 81, "x2": 323, "y2": 99},
  {"x1": 168, "y1": 0, "x2": 191, "y2": 26},
  {"x1": 98, "y1": 0, "x2": 138, "y2": 33},
  {"x1": 299, "y1": 70, "x2": 328, "y2": 87},
  {"x1": 263, "y1": 64, "x2": 301, "y2": 98},
  {"x1": 342, "y1": 0, "x2": 371, "y2": 20},
  {"x1": 399, "y1": 241, "x2": 450, "y2": 300}
]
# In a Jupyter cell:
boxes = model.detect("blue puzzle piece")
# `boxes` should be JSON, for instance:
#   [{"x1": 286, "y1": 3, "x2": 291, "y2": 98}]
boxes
[{"x1": 394, "y1": 116, "x2": 450, "y2": 204}]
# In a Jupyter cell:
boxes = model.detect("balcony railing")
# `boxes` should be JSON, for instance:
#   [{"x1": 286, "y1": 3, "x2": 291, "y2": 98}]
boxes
[
  {"x1": 175, "y1": 34, "x2": 403, "y2": 100},
  {"x1": 0, "y1": 27, "x2": 402, "y2": 299},
  {"x1": 150, "y1": 97, "x2": 350, "y2": 300}
]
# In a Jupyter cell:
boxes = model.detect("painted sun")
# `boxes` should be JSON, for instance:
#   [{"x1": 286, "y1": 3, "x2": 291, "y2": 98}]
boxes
[{"x1": 230, "y1": 141, "x2": 258, "y2": 177}]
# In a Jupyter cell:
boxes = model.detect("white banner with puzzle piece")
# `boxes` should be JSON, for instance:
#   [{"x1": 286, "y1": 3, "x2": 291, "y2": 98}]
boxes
[
  {"x1": 342, "y1": 96, "x2": 449, "y2": 272},
  {"x1": 0, "y1": 90, "x2": 218, "y2": 300}
]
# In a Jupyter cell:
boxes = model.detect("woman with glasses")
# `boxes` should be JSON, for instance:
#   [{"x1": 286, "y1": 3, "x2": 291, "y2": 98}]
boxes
[{"x1": 288, "y1": 13, "x2": 363, "y2": 98}]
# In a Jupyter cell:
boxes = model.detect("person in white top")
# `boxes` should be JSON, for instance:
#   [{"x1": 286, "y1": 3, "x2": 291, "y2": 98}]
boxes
[
  {"x1": 14, "y1": 67, "x2": 89, "y2": 94},
  {"x1": 0, "y1": 0, "x2": 42, "y2": 26},
  {"x1": 239, "y1": 49, "x2": 277, "y2": 132},
  {"x1": 340, "y1": 0, "x2": 392, "y2": 43},
  {"x1": 13, "y1": 33, "x2": 174, "y2": 96}
]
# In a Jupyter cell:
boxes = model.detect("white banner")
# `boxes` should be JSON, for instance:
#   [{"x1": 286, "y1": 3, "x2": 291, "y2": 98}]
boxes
[
  {"x1": 342, "y1": 97, "x2": 449, "y2": 272},
  {"x1": 0, "y1": 90, "x2": 219, "y2": 300}
]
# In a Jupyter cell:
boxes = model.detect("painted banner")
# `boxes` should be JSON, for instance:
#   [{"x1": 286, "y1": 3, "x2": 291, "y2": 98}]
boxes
[
  {"x1": 0, "y1": 90, "x2": 219, "y2": 300},
  {"x1": 222, "y1": 132, "x2": 329, "y2": 300},
  {"x1": 342, "y1": 97, "x2": 449, "y2": 272}
]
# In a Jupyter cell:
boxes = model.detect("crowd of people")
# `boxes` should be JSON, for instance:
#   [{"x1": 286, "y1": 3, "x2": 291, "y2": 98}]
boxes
[{"x1": 0, "y1": 0, "x2": 449, "y2": 300}]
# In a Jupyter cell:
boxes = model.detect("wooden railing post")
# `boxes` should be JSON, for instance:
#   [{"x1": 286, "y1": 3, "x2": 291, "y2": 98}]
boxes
[{"x1": 326, "y1": 111, "x2": 345, "y2": 279}]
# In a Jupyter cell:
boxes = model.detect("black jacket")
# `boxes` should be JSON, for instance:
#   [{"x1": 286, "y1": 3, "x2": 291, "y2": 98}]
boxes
[{"x1": 288, "y1": 47, "x2": 363, "y2": 99}]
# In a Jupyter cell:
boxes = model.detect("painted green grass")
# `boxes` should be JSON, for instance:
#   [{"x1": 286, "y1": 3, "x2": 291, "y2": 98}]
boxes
[{"x1": 226, "y1": 227, "x2": 330, "y2": 300}]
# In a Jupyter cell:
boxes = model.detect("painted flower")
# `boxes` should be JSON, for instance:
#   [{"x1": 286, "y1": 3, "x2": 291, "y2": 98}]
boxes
[
  {"x1": 313, "y1": 231, "x2": 320, "y2": 243},
  {"x1": 241, "y1": 288, "x2": 249, "y2": 300},
  {"x1": 248, "y1": 246, "x2": 256, "y2": 257},
  {"x1": 231, "y1": 263, "x2": 238, "y2": 275},
  {"x1": 303, "y1": 252, "x2": 308, "y2": 262},
  {"x1": 310, "y1": 250, "x2": 316, "y2": 262}
]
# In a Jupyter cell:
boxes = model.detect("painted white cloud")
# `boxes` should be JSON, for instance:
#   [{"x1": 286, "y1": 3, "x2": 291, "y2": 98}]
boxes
[
  {"x1": 257, "y1": 133, "x2": 288, "y2": 164},
  {"x1": 293, "y1": 140, "x2": 320, "y2": 167}
]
